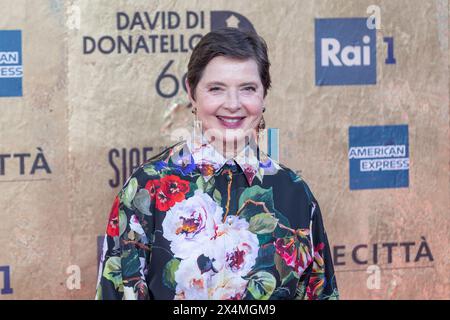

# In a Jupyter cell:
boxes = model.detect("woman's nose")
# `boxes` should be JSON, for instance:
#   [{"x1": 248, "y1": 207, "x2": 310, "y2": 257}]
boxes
[{"x1": 224, "y1": 90, "x2": 241, "y2": 111}]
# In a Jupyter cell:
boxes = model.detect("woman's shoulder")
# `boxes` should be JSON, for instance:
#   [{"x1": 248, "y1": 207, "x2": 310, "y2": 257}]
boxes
[
  {"x1": 275, "y1": 162, "x2": 316, "y2": 204},
  {"x1": 120, "y1": 141, "x2": 185, "y2": 190},
  {"x1": 267, "y1": 161, "x2": 319, "y2": 228}
]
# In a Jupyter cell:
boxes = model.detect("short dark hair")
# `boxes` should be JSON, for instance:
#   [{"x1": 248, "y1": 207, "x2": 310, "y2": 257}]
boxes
[{"x1": 187, "y1": 27, "x2": 271, "y2": 101}]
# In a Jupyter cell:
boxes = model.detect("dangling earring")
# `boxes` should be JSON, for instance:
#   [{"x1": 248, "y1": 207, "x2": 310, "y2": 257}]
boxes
[
  {"x1": 191, "y1": 105, "x2": 197, "y2": 129},
  {"x1": 255, "y1": 105, "x2": 267, "y2": 159},
  {"x1": 191, "y1": 105, "x2": 202, "y2": 142},
  {"x1": 258, "y1": 115, "x2": 266, "y2": 130},
  {"x1": 256, "y1": 114, "x2": 266, "y2": 153},
  {"x1": 259, "y1": 105, "x2": 266, "y2": 132}
]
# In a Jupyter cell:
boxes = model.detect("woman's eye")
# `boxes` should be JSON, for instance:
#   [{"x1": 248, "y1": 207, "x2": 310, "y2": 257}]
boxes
[
  {"x1": 244, "y1": 86, "x2": 256, "y2": 91},
  {"x1": 209, "y1": 87, "x2": 221, "y2": 91}
]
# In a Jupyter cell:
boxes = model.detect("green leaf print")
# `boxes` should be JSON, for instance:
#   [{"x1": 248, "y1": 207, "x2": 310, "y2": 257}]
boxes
[
  {"x1": 162, "y1": 258, "x2": 181, "y2": 290},
  {"x1": 143, "y1": 165, "x2": 159, "y2": 177},
  {"x1": 237, "y1": 186, "x2": 291, "y2": 240},
  {"x1": 133, "y1": 188, "x2": 152, "y2": 216},
  {"x1": 195, "y1": 175, "x2": 206, "y2": 191},
  {"x1": 274, "y1": 240, "x2": 301, "y2": 286},
  {"x1": 274, "y1": 251, "x2": 293, "y2": 283},
  {"x1": 295, "y1": 282, "x2": 307, "y2": 300},
  {"x1": 248, "y1": 213, "x2": 279, "y2": 234},
  {"x1": 254, "y1": 243, "x2": 276, "y2": 269},
  {"x1": 121, "y1": 250, "x2": 141, "y2": 279},
  {"x1": 119, "y1": 209, "x2": 127, "y2": 237},
  {"x1": 103, "y1": 257, "x2": 124, "y2": 292},
  {"x1": 272, "y1": 208, "x2": 291, "y2": 239},
  {"x1": 121, "y1": 177, "x2": 138, "y2": 208},
  {"x1": 238, "y1": 186, "x2": 275, "y2": 220},
  {"x1": 257, "y1": 234, "x2": 275, "y2": 246},
  {"x1": 246, "y1": 271, "x2": 276, "y2": 300},
  {"x1": 205, "y1": 177, "x2": 215, "y2": 193},
  {"x1": 213, "y1": 188, "x2": 222, "y2": 205},
  {"x1": 185, "y1": 181, "x2": 198, "y2": 199},
  {"x1": 195, "y1": 175, "x2": 214, "y2": 194}
]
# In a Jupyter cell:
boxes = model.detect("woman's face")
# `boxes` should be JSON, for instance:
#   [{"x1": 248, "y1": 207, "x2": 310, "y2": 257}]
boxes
[{"x1": 186, "y1": 56, "x2": 265, "y2": 151}]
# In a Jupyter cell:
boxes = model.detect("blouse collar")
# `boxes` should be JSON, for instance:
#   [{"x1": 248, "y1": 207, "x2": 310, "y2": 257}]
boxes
[{"x1": 169, "y1": 131, "x2": 280, "y2": 186}]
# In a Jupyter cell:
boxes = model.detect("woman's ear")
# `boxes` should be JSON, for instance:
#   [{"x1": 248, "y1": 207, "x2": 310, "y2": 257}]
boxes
[{"x1": 185, "y1": 78, "x2": 195, "y2": 104}]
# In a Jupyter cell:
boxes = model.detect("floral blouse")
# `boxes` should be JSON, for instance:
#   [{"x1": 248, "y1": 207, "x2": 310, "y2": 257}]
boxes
[{"x1": 95, "y1": 134, "x2": 339, "y2": 300}]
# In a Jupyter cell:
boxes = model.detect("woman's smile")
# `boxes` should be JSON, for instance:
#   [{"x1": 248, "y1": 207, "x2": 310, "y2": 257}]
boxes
[{"x1": 216, "y1": 115, "x2": 247, "y2": 129}]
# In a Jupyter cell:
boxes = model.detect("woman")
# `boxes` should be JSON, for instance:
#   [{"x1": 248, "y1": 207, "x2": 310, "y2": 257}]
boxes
[{"x1": 95, "y1": 27, "x2": 339, "y2": 300}]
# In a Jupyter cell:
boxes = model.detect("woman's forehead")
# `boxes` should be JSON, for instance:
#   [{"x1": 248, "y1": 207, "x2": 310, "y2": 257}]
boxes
[{"x1": 200, "y1": 56, "x2": 261, "y2": 84}]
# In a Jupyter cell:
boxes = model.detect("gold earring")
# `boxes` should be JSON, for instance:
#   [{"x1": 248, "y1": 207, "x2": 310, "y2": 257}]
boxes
[
  {"x1": 258, "y1": 116, "x2": 266, "y2": 130},
  {"x1": 192, "y1": 106, "x2": 201, "y2": 137}
]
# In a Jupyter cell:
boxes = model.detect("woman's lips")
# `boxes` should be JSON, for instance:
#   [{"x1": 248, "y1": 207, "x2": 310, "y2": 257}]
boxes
[{"x1": 216, "y1": 116, "x2": 246, "y2": 129}]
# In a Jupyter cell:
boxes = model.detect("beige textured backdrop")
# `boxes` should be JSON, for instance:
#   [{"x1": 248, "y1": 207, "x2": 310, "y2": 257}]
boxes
[{"x1": 0, "y1": 0, "x2": 449, "y2": 299}]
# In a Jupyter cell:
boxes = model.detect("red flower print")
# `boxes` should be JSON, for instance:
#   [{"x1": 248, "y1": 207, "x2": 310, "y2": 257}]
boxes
[
  {"x1": 306, "y1": 242, "x2": 326, "y2": 299},
  {"x1": 145, "y1": 179, "x2": 160, "y2": 198},
  {"x1": 162, "y1": 175, "x2": 190, "y2": 203},
  {"x1": 146, "y1": 179, "x2": 173, "y2": 211},
  {"x1": 242, "y1": 164, "x2": 256, "y2": 185},
  {"x1": 306, "y1": 274, "x2": 325, "y2": 300},
  {"x1": 106, "y1": 195, "x2": 120, "y2": 237},
  {"x1": 312, "y1": 242, "x2": 325, "y2": 270},
  {"x1": 145, "y1": 175, "x2": 190, "y2": 212},
  {"x1": 274, "y1": 237, "x2": 313, "y2": 276},
  {"x1": 226, "y1": 246, "x2": 246, "y2": 272}
]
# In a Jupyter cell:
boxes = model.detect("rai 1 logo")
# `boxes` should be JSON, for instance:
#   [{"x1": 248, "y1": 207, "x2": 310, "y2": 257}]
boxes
[
  {"x1": 315, "y1": 7, "x2": 396, "y2": 86},
  {"x1": 0, "y1": 30, "x2": 23, "y2": 97},
  {"x1": 0, "y1": 265, "x2": 13, "y2": 295},
  {"x1": 348, "y1": 124, "x2": 409, "y2": 190}
]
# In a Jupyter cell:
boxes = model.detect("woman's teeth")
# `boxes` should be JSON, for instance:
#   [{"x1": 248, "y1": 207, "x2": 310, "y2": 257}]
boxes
[
  {"x1": 222, "y1": 118, "x2": 239, "y2": 123},
  {"x1": 217, "y1": 116, "x2": 244, "y2": 123}
]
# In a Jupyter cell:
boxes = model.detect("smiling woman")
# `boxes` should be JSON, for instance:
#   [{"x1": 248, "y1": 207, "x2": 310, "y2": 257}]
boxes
[
  {"x1": 95, "y1": 27, "x2": 339, "y2": 300},
  {"x1": 186, "y1": 55, "x2": 265, "y2": 154}
]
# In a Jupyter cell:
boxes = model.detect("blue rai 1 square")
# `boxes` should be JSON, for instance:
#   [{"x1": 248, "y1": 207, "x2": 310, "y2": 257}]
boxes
[
  {"x1": 315, "y1": 18, "x2": 376, "y2": 86},
  {"x1": 0, "y1": 30, "x2": 23, "y2": 97},
  {"x1": 348, "y1": 125, "x2": 409, "y2": 190}
]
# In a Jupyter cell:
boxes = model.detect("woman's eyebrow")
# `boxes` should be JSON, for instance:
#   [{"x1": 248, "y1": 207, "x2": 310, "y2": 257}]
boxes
[
  {"x1": 239, "y1": 82, "x2": 259, "y2": 87},
  {"x1": 205, "y1": 81, "x2": 259, "y2": 86},
  {"x1": 205, "y1": 81, "x2": 226, "y2": 86}
]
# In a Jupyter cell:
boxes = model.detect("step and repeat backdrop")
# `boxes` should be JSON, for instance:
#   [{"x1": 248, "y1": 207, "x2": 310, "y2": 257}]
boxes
[{"x1": 0, "y1": 0, "x2": 449, "y2": 299}]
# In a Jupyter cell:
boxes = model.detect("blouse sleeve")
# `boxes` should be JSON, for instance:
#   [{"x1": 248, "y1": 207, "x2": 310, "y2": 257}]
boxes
[
  {"x1": 294, "y1": 181, "x2": 339, "y2": 300},
  {"x1": 95, "y1": 174, "x2": 152, "y2": 300}
]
